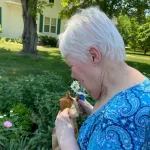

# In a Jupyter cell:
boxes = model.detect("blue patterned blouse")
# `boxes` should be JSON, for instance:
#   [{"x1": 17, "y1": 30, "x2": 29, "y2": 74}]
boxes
[{"x1": 77, "y1": 77, "x2": 150, "y2": 150}]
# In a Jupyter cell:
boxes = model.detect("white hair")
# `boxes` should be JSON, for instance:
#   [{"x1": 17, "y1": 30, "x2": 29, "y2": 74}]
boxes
[{"x1": 59, "y1": 6, "x2": 126, "y2": 62}]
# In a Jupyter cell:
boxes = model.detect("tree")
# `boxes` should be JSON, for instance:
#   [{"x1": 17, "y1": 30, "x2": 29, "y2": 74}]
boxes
[
  {"x1": 60, "y1": 0, "x2": 150, "y2": 22},
  {"x1": 128, "y1": 18, "x2": 140, "y2": 51},
  {"x1": 117, "y1": 16, "x2": 141, "y2": 50},
  {"x1": 122, "y1": 0, "x2": 150, "y2": 24},
  {"x1": 117, "y1": 15, "x2": 132, "y2": 45},
  {"x1": 137, "y1": 19, "x2": 150, "y2": 55},
  {"x1": 21, "y1": 0, "x2": 52, "y2": 55},
  {"x1": 60, "y1": 0, "x2": 122, "y2": 19}
]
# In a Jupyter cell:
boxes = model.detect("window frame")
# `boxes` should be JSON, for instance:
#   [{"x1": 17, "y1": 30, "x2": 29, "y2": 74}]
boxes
[
  {"x1": 44, "y1": 17, "x2": 50, "y2": 33},
  {"x1": 50, "y1": 18, "x2": 57, "y2": 33},
  {"x1": 43, "y1": 16, "x2": 57, "y2": 34},
  {"x1": 49, "y1": 0, "x2": 54, "y2": 3}
]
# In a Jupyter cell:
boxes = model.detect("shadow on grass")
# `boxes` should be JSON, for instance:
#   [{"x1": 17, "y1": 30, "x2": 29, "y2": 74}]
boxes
[
  {"x1": 126, "y1": 60, "x2": 150, "y2": 78},
  {"x1": 126, "y1": 50, "x2": 150, "y2": 57},
  {"x1": 0, "y1": 47, "x2": 71, "y2": 85},
  {"x1": 1, "y1": 47, "x2": 149, "y2": 83},
  {"x1": 0, "y1": 47, "x2": 13, "y2": 52}
]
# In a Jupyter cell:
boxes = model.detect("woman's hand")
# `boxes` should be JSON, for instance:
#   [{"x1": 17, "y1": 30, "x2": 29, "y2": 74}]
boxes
[
  {"x1": 55, "y1": 108, "x2": 79, "y2": 150},
  {"x1": 77, "y1": 99, "x2": 93, "y2": 117}
]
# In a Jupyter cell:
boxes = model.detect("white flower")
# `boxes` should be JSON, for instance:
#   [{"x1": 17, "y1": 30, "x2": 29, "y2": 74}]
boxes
[
  {"x1": 70, "y1": 80, "x2": 87, "y2": 97},
  {"x1": 0, "y1": 116, "x2": 4, "y2": 118},
  {"x1": 70, "y1": 81, "x2": 80, "y2": 93},
  {"x1": 3, "y1": 114, "x2": 6, "y2": 117},
  {"x1": 10, "y1": 110, "x2": 13, "y2": 113}
]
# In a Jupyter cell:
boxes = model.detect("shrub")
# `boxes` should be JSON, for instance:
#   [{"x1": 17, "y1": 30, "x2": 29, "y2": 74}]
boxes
[
  {"x1": 39, "y1": 35, "x2": 58, "y2": 47},
  {"x1": 11, "y1": 103, "x2": 33, "y2": 135},
  {"x1": 0, "y1": 72, "x2": 68, "y2": 148},
  {"x1": 16, "y1": 38, "x2": 22, "y2": 44},
  {"x1": 0, "y1": 37, "x2": 6, "y2": 43},
  {"x1": 0, "y1": 72, "x2": 92, "y2": 148},
  {"x1": 17, "y1": 73, "x2": 67, "y2": 148},
  {"x1": 0, "y1": 76, "x2": 22, "y2": 113},
  {"x1": 0, "y1": 108, "x2": 30, "y2": 147}
]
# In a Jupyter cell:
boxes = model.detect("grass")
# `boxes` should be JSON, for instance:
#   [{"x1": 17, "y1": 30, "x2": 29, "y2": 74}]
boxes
[
  {"x1": 0, "y1": 43, "x2": 71, "y2": 85},
  {"x1": 0, "y1": 43, "x2": 150, "y2": 83},
  {"x1": 126, "y1": 50, "x2": 150, "y2": 78}
]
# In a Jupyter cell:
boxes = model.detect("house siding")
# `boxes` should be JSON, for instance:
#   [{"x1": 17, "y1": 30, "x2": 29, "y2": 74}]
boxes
[
  {"x1": 37, "y1": 0, "x2": 66, "y2": 38},
  {"x1": 0, "y1": 7, "x2": 2, "y2": 25},
  {"x1": 0, "y1": 0, "x2": 66, "y2": 39}
]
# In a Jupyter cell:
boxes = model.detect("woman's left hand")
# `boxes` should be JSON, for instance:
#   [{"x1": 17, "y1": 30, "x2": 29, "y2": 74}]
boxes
[
  {"x1": 55, "y1": 108, "x2": 80, "y2": 150},
  {"x1": 55, "y1": 108, "x2": 75, "y2": 146}
]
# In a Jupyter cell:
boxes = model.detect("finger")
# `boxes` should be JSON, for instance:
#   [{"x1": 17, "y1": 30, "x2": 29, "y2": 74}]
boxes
[
  {"x1": 62, "y1": 108, "x2": 70, "y2": 116},
  {"x1": 58, "y1": 110, "x2": 61, "y2": 115},
  {"x1": 56, "y1": 110, "x2": 61, "y2": 117},
  {"x1": 78, "y1": 99, "x2": 86, "y2": 106},
  {"x1": 56, "y1": 110, "x2": 62, "y2": 121}
]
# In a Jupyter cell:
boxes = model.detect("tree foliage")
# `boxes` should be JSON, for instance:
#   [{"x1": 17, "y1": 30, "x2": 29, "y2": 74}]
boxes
[
  {"x1": 60, "y1": 0, "x2": 122, "y2": 19},
  {"x1": 137, "y1": 19, "x2": 150, "y2": 54},
  {"x1": 122, "y1": 0, "x2": 150, "y2": 24},
  {"x1": 60, "y1": 0, "x2": 150, "y2": 22},
  {"x1": 60, "y1": 0, "x2": 150, "y2": 54},
  {"x1": 117, "y1": 15, "x2": 150, "y2": 54},
  {"x1": 117, "y1": 15, "x2": 132, "y2": 45}
]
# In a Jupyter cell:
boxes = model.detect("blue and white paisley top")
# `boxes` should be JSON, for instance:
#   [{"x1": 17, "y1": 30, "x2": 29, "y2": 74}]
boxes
[{"x1": 77, "y1": 77, "x2": 150, "y2": 150}]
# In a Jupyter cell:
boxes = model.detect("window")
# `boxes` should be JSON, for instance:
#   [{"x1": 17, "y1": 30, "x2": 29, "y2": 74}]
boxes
[
  {"x1": 49, "y1": 0, "x2": 54, "y2": 3},
  {"x1": 51, "y1": 18, "x2": 56, "y2": 33},
  {"x1": 44, "y1": 17, "x2": 50, "y2": 32},
  {"x1": 44, "y1": 17, "x2": 57, "y2": 33}
]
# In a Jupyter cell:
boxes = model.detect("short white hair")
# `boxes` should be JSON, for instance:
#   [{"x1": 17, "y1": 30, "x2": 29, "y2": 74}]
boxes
[{"x1": 59, "y1": 6, "x2": 126, "y2": 62}]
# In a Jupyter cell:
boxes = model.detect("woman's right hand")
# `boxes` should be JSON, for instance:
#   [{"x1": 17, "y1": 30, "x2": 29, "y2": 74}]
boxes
[{"x1": 77, "y1": 99, "x2": 93, "y2": 117}]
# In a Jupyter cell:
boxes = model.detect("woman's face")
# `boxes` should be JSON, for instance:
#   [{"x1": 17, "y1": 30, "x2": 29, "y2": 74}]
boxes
[{"x1": 66, "y1": 56, "x2": 101, "y2": 99}]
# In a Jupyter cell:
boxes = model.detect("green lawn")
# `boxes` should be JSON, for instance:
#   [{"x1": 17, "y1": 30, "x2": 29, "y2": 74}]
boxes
[
  {"x1": 126, "y1": 50, "x2": 150, "y2": 78},
  {"x1": 0, "y1": 43, "x2": 71, "y2": 84},
  {"x1": 0, "y1": 43, "x2": 149, "y2": 83}
]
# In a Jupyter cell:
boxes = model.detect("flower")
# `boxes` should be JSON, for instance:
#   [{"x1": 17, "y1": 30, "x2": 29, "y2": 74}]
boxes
[
  {"x1": 70, "y1": 81, "x2": 80, "y2": 93},
  {"x1": 70, "y1": 80, "x2": 87, "y2": 101},
  {"x1": 0, "y1": 116, "x2": 4, "y2": 119},
  {"x1": 10, "y1": 110, "x2": 13, "y2": 113},
  {"x1": 3, "y1": 121, "x2": 12, "y2": 128}
]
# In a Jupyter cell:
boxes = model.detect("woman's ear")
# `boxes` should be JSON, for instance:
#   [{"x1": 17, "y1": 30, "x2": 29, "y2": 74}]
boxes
[{"x1": 89, "y1": 46, "x2": 102, "y2": 65}]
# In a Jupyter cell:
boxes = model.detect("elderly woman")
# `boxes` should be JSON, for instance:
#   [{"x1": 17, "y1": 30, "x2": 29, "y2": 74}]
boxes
[{"x1": 55, "y1": 7, "x2": 150, "y2": 150}]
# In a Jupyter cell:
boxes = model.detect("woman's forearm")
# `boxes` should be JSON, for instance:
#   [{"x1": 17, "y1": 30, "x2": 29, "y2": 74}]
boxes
[{"x1": 60, "y1": 137, "x2": 80, "y2": 150}]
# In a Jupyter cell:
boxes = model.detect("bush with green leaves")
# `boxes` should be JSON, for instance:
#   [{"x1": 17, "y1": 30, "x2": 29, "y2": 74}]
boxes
[
  {"x1": 0, "y1": 76, "x2": 22, "y2": 113},
  {"x1": 0, "y1": 37, "x2": 6, "y2": 43},
  {"x1": 0, "y1": 71, "x2": 90, "y2": 148},
  {"x1": 0, "y1": 109, "x2": 29, "y2": 147},
  {"x1": 11, "y1": 103, "x2": 33, "y2": 135},
  {"x1": 17, "y1": 73, "x2": 67, "y2": 148},
  {"x1": 39, "y1": 35, "x2": 58, "y2": 47},
  {"x1": 6, "y1": 38, "x2": 22, "y2": 44},
  {"x1": 0, "y1": 71, "x2": 69, "y2": 148}
]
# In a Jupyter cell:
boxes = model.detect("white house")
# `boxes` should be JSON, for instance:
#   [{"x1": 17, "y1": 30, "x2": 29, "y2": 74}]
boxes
[{"x1": 0, "y1": 0, "x2": 66, "y2": 39}]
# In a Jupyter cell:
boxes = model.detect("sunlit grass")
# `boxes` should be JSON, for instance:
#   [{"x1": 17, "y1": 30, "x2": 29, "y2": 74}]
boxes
[
  {"x1": 0, "y1": 43, "x2": 149, "y2": 84},
  {"x1": 0, "y1": 43, "x2": 71, "y2": 84},
  {"x1": 126, "y1": 50, "x2": 150, "y2": 78}
]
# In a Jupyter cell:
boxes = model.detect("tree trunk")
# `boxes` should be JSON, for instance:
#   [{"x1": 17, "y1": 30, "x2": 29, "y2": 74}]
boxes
[{"x1": 21, "y1": 0, "x2": 38, "y2": 55}]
